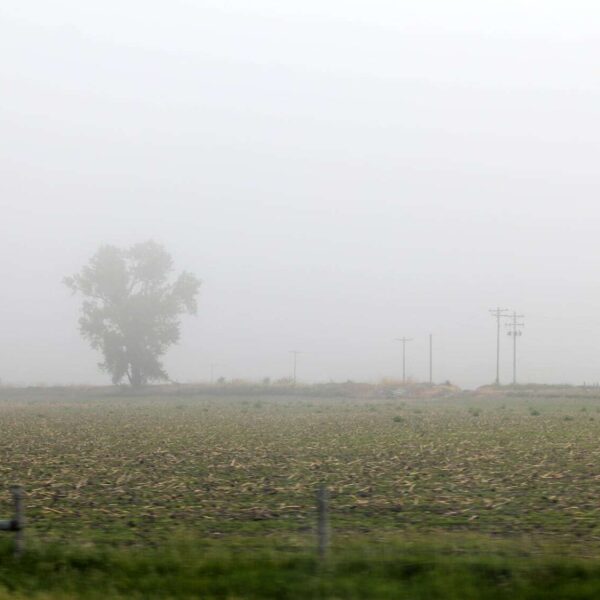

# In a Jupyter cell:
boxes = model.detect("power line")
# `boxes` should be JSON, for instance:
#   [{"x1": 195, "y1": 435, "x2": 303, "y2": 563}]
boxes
[
  {"x1": 395, "y1": 337, "x2": 413, "y2": 384},
  {"x1": 489, "y1": 308, "x2": 510, "y2": 385},
  {"x1": 506, "y1": 311, "x2": 525, "y2": 385}
]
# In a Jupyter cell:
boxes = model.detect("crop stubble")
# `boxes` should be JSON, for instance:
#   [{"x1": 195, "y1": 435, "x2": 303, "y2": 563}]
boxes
[{"x1": 0, "y1": 392, "x2": 599, "y2": 548}]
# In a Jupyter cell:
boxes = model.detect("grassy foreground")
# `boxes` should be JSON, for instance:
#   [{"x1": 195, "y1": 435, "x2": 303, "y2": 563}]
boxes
[
  {"x1": 1, "y1": 537, "x2": 600, "y2": 599},
  {"x1": 0, "y1": 540, "x2": 600, "y2": 600}
]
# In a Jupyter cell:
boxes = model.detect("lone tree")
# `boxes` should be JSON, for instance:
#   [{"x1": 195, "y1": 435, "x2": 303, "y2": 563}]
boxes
[{"x1": 65, "y1": 241, "x2": 200, "y2": 386}]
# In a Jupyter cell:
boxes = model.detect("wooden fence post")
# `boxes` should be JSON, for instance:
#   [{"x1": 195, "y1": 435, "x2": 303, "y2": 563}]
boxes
[
  {"x1": 0, "y1": 486, "x2": 25, "y2": 557},
  {"x1": 11, "y1": 486, "x2": 25, "y2": 557},
  {"x1": 317, "y1": 484, "x2": 329, "y2": 563}
]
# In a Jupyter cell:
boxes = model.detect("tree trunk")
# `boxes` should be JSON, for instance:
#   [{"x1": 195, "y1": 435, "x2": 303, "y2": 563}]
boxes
[{"x1": 130, "y1": 363, "x2": 142, "y2": 388}]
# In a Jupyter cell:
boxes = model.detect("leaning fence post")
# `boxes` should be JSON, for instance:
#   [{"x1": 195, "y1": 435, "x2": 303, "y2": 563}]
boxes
[
  {"x1": 11, "y1": 486, "x2": 25, "y2": 557},
  {"x1": 316, "y1": 484, "x2": 329, "y2": 563}
]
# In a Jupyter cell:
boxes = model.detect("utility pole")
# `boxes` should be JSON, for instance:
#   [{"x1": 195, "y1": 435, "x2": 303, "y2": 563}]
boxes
[
  {"x1": 429, "y1": 333, "x2": 433, "y2": 385},
  {"x1": 489, "y1": 308, "x2": 510, "y2": 385},
  {"x1": 290, "y1": 351, "x2": 301, "y2": 385},
  {"x1": 506, "y1": 312, "x2": 524, "y2": 385},
  {"x1": 395, "y1": 337, "x2": 413, "y2": 384}
]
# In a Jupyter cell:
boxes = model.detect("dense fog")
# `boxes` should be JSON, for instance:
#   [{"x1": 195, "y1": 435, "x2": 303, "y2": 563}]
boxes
[{"x1": 1, "y1": 1, "x2": 599, "y2": 388}]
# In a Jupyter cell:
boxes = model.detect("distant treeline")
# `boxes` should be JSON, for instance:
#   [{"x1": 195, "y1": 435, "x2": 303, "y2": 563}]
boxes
[
  {"x1": 0, "y1": 380, "x2": 459, "y2": 400},
  {"x1": 3, "y1": 381, "x2": 600, "y2": 401}
]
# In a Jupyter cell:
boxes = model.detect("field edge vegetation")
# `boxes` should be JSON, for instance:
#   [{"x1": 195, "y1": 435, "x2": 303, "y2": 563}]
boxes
[{"x1": 2, "y1": 535, "x2": 600, "y2": 599}]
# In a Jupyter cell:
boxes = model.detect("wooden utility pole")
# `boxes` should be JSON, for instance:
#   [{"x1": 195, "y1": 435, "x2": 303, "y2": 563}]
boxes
[
  {"x1": 395, "y1": 337, "x2": 413, "y2": 384},
  {"x1": 290, "y1": 351, "x2": 301, "y2": 385},
  {"x1": 489, "y1": 308, "x2": 510, "y2": 385},
  {"x1": 506, "y1": 311, "x2": 525, "y2": 384},
  {"x1": 429, "y1": 333, "x2": 433, "y2": 385}
]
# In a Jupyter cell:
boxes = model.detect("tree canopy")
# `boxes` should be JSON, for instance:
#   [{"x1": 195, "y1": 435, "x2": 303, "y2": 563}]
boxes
[{"x1": 64, "y1": 241, "x2": 200, "y2": 386}]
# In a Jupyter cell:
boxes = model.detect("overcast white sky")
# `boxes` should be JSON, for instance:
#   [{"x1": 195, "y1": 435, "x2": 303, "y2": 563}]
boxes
[{"x1": 1, "y1": 1, "x2": 600, "y2": 388}]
